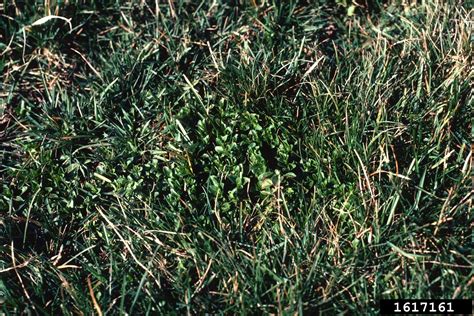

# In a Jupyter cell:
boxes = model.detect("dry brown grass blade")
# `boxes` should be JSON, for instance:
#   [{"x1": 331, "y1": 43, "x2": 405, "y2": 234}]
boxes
[{"x1": 87, "y1": 276, "x2": 103, "y2": 316}]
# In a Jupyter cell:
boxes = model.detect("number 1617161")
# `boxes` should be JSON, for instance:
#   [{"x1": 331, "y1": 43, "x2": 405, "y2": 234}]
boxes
[
  {"x1": 394, "y1": 301, "x2": 454, "y2": 313},
  {"x1": 380, "y1": 299, "x2": 472, "y2": 314}
]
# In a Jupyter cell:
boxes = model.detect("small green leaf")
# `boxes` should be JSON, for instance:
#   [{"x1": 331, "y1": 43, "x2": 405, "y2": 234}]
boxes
[{"x1": 347, "y1": 5, "x2": 356, "y2": 16}]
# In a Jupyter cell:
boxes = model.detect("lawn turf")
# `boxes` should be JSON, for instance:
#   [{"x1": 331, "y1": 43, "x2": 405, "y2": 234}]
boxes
[{"x1": 0, "y1": 0, "x2": 472, "y2": 314}]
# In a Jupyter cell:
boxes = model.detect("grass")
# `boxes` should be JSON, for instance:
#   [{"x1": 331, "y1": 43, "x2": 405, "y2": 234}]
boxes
[{"x1": 0, "y1": 0, "x2": 472, "y2": 314}]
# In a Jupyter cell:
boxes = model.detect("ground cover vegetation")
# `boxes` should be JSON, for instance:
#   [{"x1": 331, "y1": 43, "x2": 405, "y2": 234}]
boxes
[{"x1": 0, "y1": 0, "x2": 472, "y2": 314}]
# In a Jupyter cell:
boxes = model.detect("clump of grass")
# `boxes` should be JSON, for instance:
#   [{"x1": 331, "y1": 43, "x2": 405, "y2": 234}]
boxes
[{"x1": 1, "y1": 0, "x2": 472, "y2": 314}]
